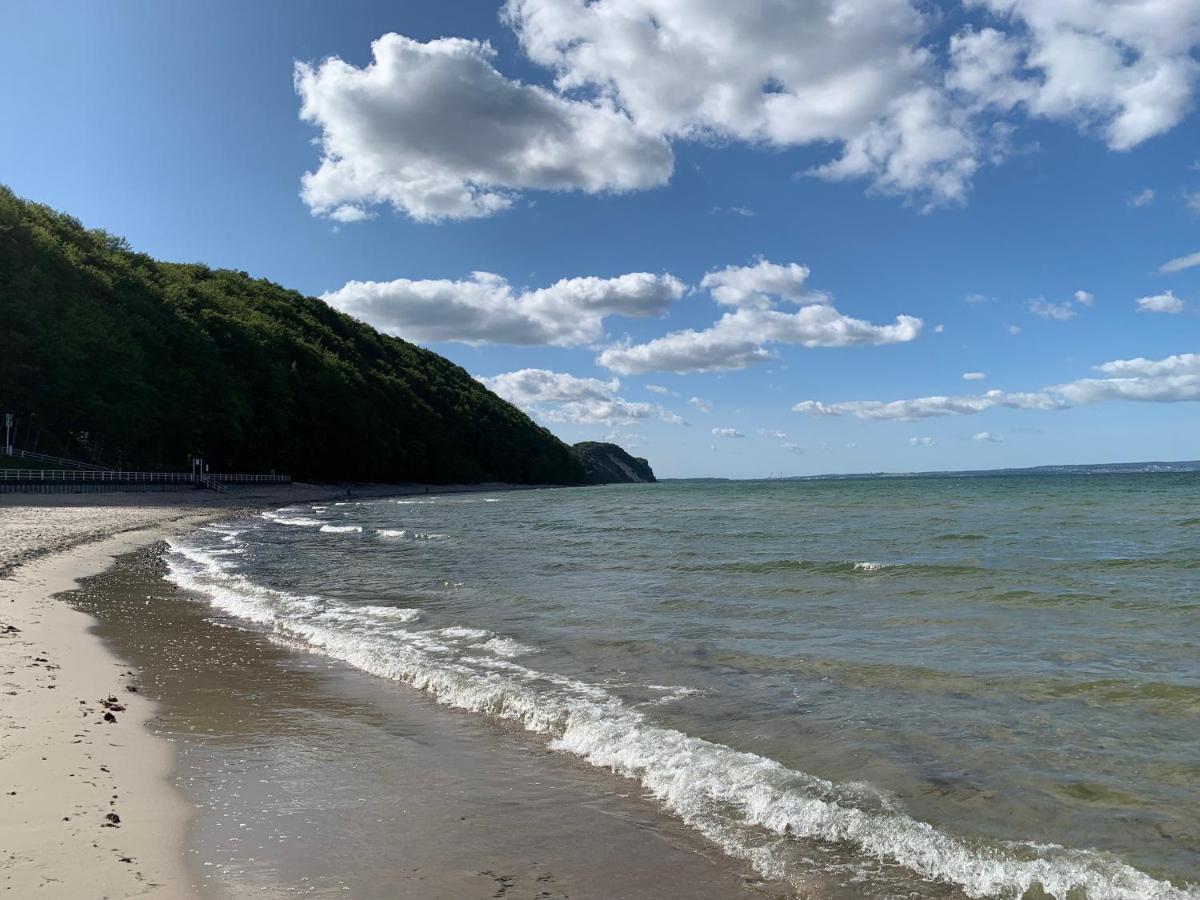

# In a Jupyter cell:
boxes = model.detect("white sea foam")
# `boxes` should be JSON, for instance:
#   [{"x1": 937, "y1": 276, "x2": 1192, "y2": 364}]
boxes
[
  {"x1": 375, "y1": 528, "x2": 407, "y2": 538},
  {"x1": 358, "y1": 605, "x2": 422, "y2": 622},
  {"x1": 163, "y1": 532, "x2": 1199, "y2": 900},
  {"x1": 320, "y1": 524, "x2": 363, "y2": 534},
  {"x1": 438, "y1": 625, "x2": 490, "y2": 641},
  {"x1": 853, "y1": 561, "x2": 891, "y2": 572},
  {"x1": 261, "y1": 511, "x2": 325, "y2": 527}
]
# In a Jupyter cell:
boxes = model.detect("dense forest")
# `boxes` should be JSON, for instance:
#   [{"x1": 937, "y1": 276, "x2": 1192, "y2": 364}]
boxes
[{"x1": 0, "y1": 187, "x2": 587, "y2": 484}]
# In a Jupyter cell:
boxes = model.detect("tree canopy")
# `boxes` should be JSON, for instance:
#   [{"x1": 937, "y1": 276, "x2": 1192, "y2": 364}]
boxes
[{"x1": 0, "y1": 187, "x2": 585, "y2": 484}]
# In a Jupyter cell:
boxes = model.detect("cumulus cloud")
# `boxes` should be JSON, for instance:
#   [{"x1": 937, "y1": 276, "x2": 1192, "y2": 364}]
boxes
[
  {"x1": 1136, "y1": 290, "x2": 1186, "y2": 314},
  {"x1": 783, "y1": 442, "x2": 806, "y2": 454},
  {"x1": 645, "y1": 384, "x2": 677, "y2": 396},
  {"x1": 909, "y1": 436, "x2": 937, "y2": 446},
  {"x1": 962, "y1": 371, "x2": 987, "y2": 381},
  {"x1": 323, "y1": 271, "x2": 684, "y2": 346},
  {"x1": 295, "y1": 33, "x2": 672, "y2": 222},
  {"x1": 712, "y1": 428, "x2": 745, "y2": 439},
  {"x1": 478, "y1": 368, "x2": 685, "y2": 426},
  {"x1": 597, "y1": 259, "x2": 921, "y2": 374},
  {"x1": 794, "y1": 352, "x2": 1200, "y2": 420},
  {"x1": 758, "y1": 429, "x2": 787, "y2": 440},
  {"x1": 504, "y1": 0, "x2": 1200, "y2": 207},
  {"x1": 1074, "y1": 290, "x2": 1094, "y2": 306},
  {"x1": 1159, "y1": 251, "x2": 1200, "y2": 274},
  {"x1": 973, "y1": 431, "x2": 1004, "y2": 443},
  {"x1": 688, "y1": 396, "x2": 713, "y2": 413},
  {"x1": 297, "y1": 4, "x2": 1200, "y2": 219},
  {"x1": 700, "y1": 260, "x2": 820, "y2": 309}
]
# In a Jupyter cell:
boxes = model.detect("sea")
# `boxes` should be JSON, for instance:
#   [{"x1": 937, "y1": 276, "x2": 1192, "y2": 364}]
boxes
[{"x1": 164, "y1": 474, "x2": 1200, "y2": 899}]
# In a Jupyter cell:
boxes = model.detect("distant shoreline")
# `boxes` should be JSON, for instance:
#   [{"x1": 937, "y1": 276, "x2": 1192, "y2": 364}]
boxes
[{"x1": 661, "y1": 458, "x2": 1200, "y2": 483}]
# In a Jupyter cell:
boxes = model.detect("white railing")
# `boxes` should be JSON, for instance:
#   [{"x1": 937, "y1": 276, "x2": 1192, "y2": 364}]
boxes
[{"x1": 0, "y1": 469, "x2": 290, "y2": 485}]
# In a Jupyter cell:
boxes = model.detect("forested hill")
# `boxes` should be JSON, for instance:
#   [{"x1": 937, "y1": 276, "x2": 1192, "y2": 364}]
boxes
[{"x1": 0, "y1": 188, "x2": 585, "y2": 484}]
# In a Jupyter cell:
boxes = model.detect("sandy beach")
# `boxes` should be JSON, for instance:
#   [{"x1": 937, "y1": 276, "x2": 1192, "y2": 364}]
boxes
[
  {"x1": 0, "y1": 490, "x2": 785, "y2": 899},
  {"x1": 0, "y1": 502, "x2": 214, "y2": 896}
]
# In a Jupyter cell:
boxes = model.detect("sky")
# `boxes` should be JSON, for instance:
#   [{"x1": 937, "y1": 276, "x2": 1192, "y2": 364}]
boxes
[{"x1": 1, "y1": 0, "x2": 1198, "y2": 479}]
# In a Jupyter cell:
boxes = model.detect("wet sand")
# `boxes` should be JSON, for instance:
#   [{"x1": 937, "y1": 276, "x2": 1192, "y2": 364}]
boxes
[{"x1": 67, "y1": 544, "x2": 788, "y2": 899}]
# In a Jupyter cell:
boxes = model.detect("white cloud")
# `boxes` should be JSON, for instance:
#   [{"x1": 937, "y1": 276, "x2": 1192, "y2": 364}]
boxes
[
  {"x1": 973, "y1": 431, "x2": 1004, "y2": 443},
  {"x1": 700, "y1": 260, "x2": 820, "y2": 309},
  {"x1": 794, "y1": 352, "x2": 1200, "y2": 420},
  {"x1": 505, "y1": 0, "x2": 968, "y2": 204},
  {"x1": 478, "y1": 368, "x2": 685, "y2": 426},
  {"x1": 1074, "y1": 290, "x2": 1094, "y2": 306},
  {"x1": 499, "y1": 0, "x2": 1200, "y2": 209},
  {"x1": 1028, "y1": 298, "x2": 1077, "y2": 321},
  {"x1": 962, "y1": 1, "x2": 1200, "y2": 151},
  {"x1": 295, "y1": 33, "x2": 672, "y2": 222},
  {"x1": 965, "y1": 293, "x2": 993, "y2": 305},
  {"x1": 597, "y1": 259, "x2": 921, "y2": 374},
  {"x1": 962, "y1": 371, "x2": 987, "y2": 381},
  {"x1": 710, "y1": 206, "x2": 755, "y2": 218},
  {"x1": 1136, "y1": 290, "x2": 1186, "y2": 314},
  {"x1": 298, "y1": 4, "x2": 1200, "y2": 220},
  {"x1": 1128, "y1": 188, "x2": 1156, "y2": 207},
  {"x1": 688, "y1": 396, "x2": 713, "y2": 413},
  {"x1": 1159, "y1": 251, "x2": 1200, "y2": 274},
  {"x1": 1186, "y1": 190, "x2": 1200, "y2": 214},
  {"x1": 908, "y1": 436, "x2": 936, "y2": 446},
  {"x1": 645, "y1": 384, "x2": 676, "y2": 396},
  {"x1": 783, "y1": 442, "x2": 806, "y2": 454},
  {"x1": 324, "y1": 271, "x2": 684, "y2": 346},
  {"x1": 1008, "y1": 324, "x2": 1023, "y2": 335},
  {"x1": 758, "y1": 429, "x2": 787, "y2": 440},
  {"x1": 712, "y1": 427, "x2": 745, "y2": 439}
]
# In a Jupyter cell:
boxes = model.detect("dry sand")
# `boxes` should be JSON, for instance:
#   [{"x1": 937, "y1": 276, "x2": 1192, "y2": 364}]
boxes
[{"x1": 0, "y1": 504, "x2": 215, "y2": 896}]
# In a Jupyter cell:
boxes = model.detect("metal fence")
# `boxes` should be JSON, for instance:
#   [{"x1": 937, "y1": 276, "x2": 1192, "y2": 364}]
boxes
[{"x1": 0, "y1": 469, "x2": 291, "y2": 485}]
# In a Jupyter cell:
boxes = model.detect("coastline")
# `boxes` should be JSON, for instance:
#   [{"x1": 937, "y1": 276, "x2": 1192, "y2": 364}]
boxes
[
  {"x1": 1, "y1": 488, "x2": 786, "y2": 899},
  {"x1": 0, "y1": 508, "x2": 214, "y2": 896}
]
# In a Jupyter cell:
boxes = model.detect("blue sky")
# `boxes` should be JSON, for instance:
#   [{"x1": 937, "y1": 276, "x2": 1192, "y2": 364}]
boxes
[{"x1": 2, "y1": 0, "x2": 1198, "y2": 478}]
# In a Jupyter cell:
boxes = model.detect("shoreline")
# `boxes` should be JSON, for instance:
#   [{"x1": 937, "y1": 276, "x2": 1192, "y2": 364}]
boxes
[
  {"x1": 0, "y1": 512, "x2": 216, "y2": 896},
  {"x1": 1, "y1": 487, "x2": 785, "y2": 899}
]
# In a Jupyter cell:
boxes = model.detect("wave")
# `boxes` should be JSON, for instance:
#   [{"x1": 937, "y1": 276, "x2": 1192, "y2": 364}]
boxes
[
  {"x1": 260, "y1": 510, "x2": 324, "y2": 527},
  {"x1": 163, "y1": 533, "x2": 1195, "y2": 900},
  {"x1": 319, "y1": 524, "x2": 363, "y2": 534},
  {"x1": 375, "y1": 528, "x2": 447, "y2": 541},
  {"x1": 674, "y1": 559, "x2": 979, "y2": 577}
]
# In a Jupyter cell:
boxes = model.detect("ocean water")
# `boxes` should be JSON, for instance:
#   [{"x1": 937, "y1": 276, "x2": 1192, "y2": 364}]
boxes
[{"x1": 165, "y1": 475, "x2": 1200, "y2": 898}]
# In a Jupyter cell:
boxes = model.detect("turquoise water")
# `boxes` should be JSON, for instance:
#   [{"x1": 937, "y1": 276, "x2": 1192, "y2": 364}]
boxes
[{"x1": 167, "y1": 475, "x2": 1200, "y2": 898}]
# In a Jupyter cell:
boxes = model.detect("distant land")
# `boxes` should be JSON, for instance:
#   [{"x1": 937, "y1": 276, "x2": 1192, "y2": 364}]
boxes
[
  {"x1": 664, "y1": 460, "x2": 1200, "y2": 483},
  {"x1": 572, "y1": 442, "x2": 656, "y2": 485},
  {"x1": 0, "y1": 187, "x2": 644, "y2": 486}
]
